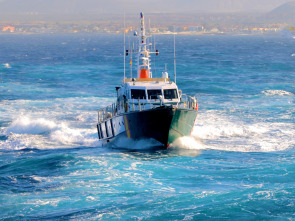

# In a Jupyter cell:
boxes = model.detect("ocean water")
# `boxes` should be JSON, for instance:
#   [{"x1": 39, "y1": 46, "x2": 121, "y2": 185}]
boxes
[{"x1": 0, "y1": 34, "x2": 294, "y2": 220}]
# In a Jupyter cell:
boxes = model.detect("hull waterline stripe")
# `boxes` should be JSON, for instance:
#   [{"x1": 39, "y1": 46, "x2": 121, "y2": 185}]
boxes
[{"x1": 124, "y1": 115, "x2": 131, "y2": 138}]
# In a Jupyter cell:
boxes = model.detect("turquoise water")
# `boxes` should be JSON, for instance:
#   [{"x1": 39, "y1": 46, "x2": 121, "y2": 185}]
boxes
[{"x1": 0, "y1": 34, "x2": 295, "y2": 220}]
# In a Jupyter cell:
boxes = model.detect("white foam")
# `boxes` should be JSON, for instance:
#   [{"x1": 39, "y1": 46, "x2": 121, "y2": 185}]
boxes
[
  {"x1": 86, "y1": 196, "x2": 97, "y2": 201},
  {"x1": 0, "y1": 134, "x2": 34, "y2": 150},
  {"x1": 3, "y1": 63, "x2": 11, "y2": 68},
  {"x1": 191, "y1": 110, "x2": 295, "y2": 152},
  {"x1": 0, "y1": 96, "x2": 116, "y2": 150},
  {"x1": 75, "y1": 112, "x2": 97, "y2": 124},
  {"x1": 33, "y1": 198, "x2": 61, "y2": 207},
  {"x1": 1, "y1": 116, "x2": 102, "y2": 150},
  {"x1": 170, "y1": 136, "x2": 205, "y2": 150},
  {"x1": 49, "y1": 125, "x2": 100, "y2": 147},
  {"x1": 169, "y1": 136, "x2": 204, "y2": 156},
  {"x1": 6, "y1": 117, "x2": 58, "y2": 135},
  {"x1": 262, "y1": 90, "x2": 294, "y2": 96}
]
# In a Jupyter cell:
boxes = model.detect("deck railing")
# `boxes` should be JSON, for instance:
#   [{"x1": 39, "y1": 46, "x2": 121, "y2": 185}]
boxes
[
  {"x1": 97, "y1": 103, "x2": 116, "y2": 123},
  {"x1": 98, "y1": 95, "x2": 197, "y2": 123},
  {"x1": 181, "y1": 94, "x2": 198, "y2": 110}
]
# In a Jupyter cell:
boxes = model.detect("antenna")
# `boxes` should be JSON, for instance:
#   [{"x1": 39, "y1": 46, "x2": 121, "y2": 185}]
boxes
[
  {"x1": 128, "y1": 35, "x2": 131, "y2": 77},
  {"x1": 174, "y1": 27, "x2": 176, "y2": 83},
  {"x1": 153, "y1": 32, "x2": 157, "y2": 77},
  {"x1": 123, "y1": 10, "x2": 126, "y2": 83},
  {"x1": 131, "y1": 42, "x2": 134, "y2": 78},
  {"x1": 149, "y1": 18, "x2": 151, "y2": 51}
]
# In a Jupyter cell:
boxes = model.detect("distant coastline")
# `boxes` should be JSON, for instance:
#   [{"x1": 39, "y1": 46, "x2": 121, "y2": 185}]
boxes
[{"x1": 0, "y1": 31, "x2": 284, "y2": 36}]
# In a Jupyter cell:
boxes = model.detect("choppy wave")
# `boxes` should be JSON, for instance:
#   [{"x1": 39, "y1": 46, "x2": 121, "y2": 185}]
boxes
[
  {"x1": 0, "y1": 96, "x2": 115, "y2": 150},
  {"x1": 6, "y1": 117, "x2": 58, "y2": 135},
  {"x1": 262, "y1": 90, "x2": 294, "y2": 96},
  {"x1": 3, "y1": 63, "x2": 11, "y2": 68},
  {"x1": 190, "y1": 110, "x2": 295, "y2": 152},
  {"x1": 1, "y1": 116, "x2": 101, "y2": 150}
]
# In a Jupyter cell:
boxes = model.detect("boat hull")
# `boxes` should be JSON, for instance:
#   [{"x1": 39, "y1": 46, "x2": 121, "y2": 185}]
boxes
[{"x1": 97, "y1": 106, "x2": 197, "y2": 147}]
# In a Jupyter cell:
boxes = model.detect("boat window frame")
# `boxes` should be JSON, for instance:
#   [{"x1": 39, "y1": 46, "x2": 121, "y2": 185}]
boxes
[
  {"x1": 164, "y1": 89, "x2": 178, "y2": 99},
  {"x1": 147, "y1": 89, "x2": 162, "y2": 100},
  {"x1": 131, "y1": 89, "x2": 146, "y2": 100}
]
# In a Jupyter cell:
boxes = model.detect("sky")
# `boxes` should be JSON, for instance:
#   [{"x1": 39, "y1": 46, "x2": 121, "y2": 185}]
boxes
[{"x1": 0, "y1": 0, "x2": 293, "y2": 14}]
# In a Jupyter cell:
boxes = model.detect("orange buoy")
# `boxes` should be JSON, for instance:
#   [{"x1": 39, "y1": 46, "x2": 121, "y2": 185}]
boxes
[{"x1": 140, "y1": 69, "x2": 149, "y2": 78}]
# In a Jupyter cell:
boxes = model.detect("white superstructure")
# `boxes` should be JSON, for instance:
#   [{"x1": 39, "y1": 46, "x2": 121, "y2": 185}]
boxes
[{"x1": 97, "y1": 12, "x2": 198, "y2": 140}]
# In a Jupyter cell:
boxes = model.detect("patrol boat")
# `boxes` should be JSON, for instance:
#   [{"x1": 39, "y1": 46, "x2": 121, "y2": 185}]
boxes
[{"x1": 97, "y1": 12, "x2": 198, "y2": 147}]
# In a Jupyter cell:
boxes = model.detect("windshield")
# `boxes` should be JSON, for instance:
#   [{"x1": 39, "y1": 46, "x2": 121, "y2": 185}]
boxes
[
  {"x1": 131, "y1": 89, "x2": 146, "y2": 99},
  {"x1": 164, "y1": 89, "x2": 178, "y2": 99},
  {"x1": 147, "y1": 89, "x2": 162, "y2": 99}
]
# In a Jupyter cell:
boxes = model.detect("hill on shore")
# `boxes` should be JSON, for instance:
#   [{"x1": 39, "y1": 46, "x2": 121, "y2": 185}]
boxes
[{"x1": 262, "y1": 1, "x2": 295, "y2": 22}]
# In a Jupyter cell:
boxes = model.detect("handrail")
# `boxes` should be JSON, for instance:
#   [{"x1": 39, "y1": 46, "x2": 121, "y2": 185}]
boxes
[
  {"x1": 98, "y1": 94, "x2": 197, "y2": 123},
  {"x1": 180, "y1": 94, "x2": 198, "y2": 110},
  {"x1": 98, "y1": 103, "x2": 116, "y2": 123},
  {"x1": 124, "y1": 77, "x2": 170, "y2": 82}
]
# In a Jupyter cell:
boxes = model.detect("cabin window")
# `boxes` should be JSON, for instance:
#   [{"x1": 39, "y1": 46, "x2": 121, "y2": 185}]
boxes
[
  {"x1": 131, "y1": 89, "x2": 146, "y2": 99},
  {"x1": 164, "y1": 89, "x2": 178, "y2": 99},
  {"x1": 147, "y1": 89, "x2": 162, "y2": 99}
]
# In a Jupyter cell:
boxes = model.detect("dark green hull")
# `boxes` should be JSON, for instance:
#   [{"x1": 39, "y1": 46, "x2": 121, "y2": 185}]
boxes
[
  {"x1": 167, "y1": 108, "x2": 198, "y2": 146},
  {"x1": 123, "y1": 106, "x2": 197, "y2": 147}
]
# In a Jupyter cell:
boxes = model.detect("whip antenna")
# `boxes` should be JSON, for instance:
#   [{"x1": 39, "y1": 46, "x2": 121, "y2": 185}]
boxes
[
  {"x1": 174, "y1": 27, "x2": 176, "y2": 83},
  {"x1": 123, "y1": 10, "x2": 126, "y2": 83}
]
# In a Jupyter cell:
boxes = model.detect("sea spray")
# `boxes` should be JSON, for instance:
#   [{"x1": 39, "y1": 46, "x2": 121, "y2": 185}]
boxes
[
  {"x1": 2, "y1": 116, "x2": 101, "y2": 150},
  {"x1": 6, "y1": 117, "x2": 58, "y2": 135},
  {"x1": 192, "y1": 110, "x2": 295, "y2": 152}
]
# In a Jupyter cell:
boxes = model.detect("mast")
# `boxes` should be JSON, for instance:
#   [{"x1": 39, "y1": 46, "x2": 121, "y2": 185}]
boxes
[
  {"x1": 130, "y1": 42, "x2": 133, "y2": 78},
  {"x1": 137, "y1": 12, "x2": 151, "y2": 79},
  {"x1": 174, "y1": 30, "x2": 176, "y2": 84},
  {"x1": 123, "y1": 11, "x2": 126, "y2": 83}
]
